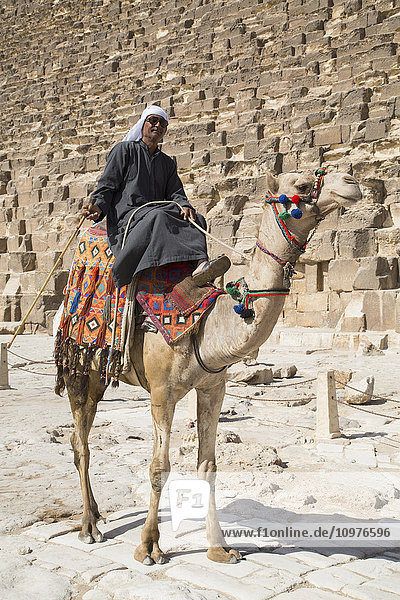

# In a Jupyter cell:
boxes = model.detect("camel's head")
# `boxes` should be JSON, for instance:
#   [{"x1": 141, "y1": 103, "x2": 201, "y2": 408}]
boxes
[{"x1": 265, "y1": 169, "x2": 362, "y2": 225}]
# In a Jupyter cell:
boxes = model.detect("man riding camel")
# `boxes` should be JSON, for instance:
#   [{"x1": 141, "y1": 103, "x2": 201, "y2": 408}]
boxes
[{"x1": 83, "y1": 104, "x2": 230, "y2": 288}]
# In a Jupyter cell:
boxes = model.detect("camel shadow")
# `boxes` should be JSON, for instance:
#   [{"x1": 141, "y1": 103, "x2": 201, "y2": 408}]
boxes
[
  {"x1": 102, "y1": 500, "x2": 400, "y2": 561},
  {"x1": 104, "y1": 506, "x2": 171, "y2": 539},
  {"x1": 216, "y1": 499, "x2": 400, "y2": 556}
]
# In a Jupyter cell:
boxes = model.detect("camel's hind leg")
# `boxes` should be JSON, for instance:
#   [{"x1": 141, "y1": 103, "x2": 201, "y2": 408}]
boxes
[
  {"x1": 134, "y1": 391, "x2": 175, "y2": 565},
  {"x1": 66, "y1": 372, "x2": 106, "y2": 544},
  {"x1": 196, "y1": 382, "x2": 241, "y2": 563}
]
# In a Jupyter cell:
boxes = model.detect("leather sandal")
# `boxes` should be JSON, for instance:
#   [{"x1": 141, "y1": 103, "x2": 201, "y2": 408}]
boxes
[{"x1": 192, "y1": 255, "x2": 231, "y2": 287}]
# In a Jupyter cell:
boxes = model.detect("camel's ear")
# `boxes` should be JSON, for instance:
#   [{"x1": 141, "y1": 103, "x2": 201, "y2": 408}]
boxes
[{"x1": 265, "y1": 172, "x2": 279, "y2": 196}]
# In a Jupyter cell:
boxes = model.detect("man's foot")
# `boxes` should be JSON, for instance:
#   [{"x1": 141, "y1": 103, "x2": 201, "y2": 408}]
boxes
[{"x1": 192, "y1": 255, "x2": 231, "y2": 286}]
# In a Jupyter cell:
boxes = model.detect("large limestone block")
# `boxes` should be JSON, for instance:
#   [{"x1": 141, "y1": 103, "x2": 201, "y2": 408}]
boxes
[
  {"x1": 395, "y1": 294, "x2": 400, "y2": 333},
  {"x1": 209, "y1": 214, "x2": 239, "y2": 239},
  {"x1": 337, "y1": 294, "x2": 366, "y2": 332},
  {"x1": 376, "y1": 228, "x2": 400, "y2": 255},
  {"x1": 327, "y1": 259, "x2": 359, "y2": 292},
  {"x1": 314, "y1": 125, "x2": 342, "y2": 145},
  {"x1": 305, "y1": 263, "x2": 323, "y2": 292},
  {"x1": 2, "y1": 276, "x2": 21, "y2": 296},
  {"x1": 362, "y1": 290, "x2": 397, "y2": 331},
  {"x1": 389, "y1": 203, "x2": 400, "y2": 227},
  {"x1": 296, "y1": 310, "x2": 326, "y2": 328},
  {"x1": 345, "y1": 375, "x2": 374, "y2": 404},
  {"x1": 297, "y1": 291, "x2": 328, "y2": 313},
  {"x1": 336, "y1": 205, "x2": 387, "y2": 230},
  {"x1": 353, "y1": 256, "x2": 399, "y2": 290},
  {"x1": 302, "y1": 230, "x2": 336, "y2": 262},
  {"x1": 226, "y1": 362, "x2": 273, "y2": 384},
  {"x1": 9, "y1": 252, "x2": 36, "y2": 273},
  {"x1": 336, "y1": 230, "x2": 376, "y2": 258}
]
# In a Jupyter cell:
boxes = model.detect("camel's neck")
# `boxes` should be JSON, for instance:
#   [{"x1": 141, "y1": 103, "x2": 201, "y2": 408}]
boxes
[
  {"x1": 246, "y1": 206, "x2": 304, "y2": 289},
  {"x1": 199, "y1": 206, "x2": 311, "y2": 367}
]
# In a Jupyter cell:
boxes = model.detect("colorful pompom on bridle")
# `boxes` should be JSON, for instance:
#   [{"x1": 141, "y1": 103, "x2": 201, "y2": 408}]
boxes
[{"x1": 266, "y1": 168, "x2": 326, "y2": 222}]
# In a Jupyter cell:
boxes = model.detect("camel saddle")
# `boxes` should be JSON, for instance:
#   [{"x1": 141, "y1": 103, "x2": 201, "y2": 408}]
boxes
[{"x1": 55, "y1": 221, "x2": 225, "y2": 385}]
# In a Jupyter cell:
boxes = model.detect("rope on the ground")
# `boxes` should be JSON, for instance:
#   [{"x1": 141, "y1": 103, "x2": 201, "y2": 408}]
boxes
[
  {"x1": 336, "y1": 398, "x2": 400, "y2": 420},
  {"x1": 10, "y1": 364, "x2": 55, "y2": 377},
  {"x1": 259, "y1": 417, "x2": 314, "y2": 431},
  {"x1": 227, "y1": 376, "x2": 317, "y2": 391},
  {"x1": 266, "y1": 376, "x2": 317, "y2": 388},
  {"x1": 334, "y1": 377, "x2": 400, "y2": 404},
  {"x1": 225, "y1": 390, "x2": 316, "y2": 403},
  {"x1": 7, "y1": 349, "x2": 53, "y2": 365}
]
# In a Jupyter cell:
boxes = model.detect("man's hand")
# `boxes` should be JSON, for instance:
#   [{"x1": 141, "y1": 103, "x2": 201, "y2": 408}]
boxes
[
  {"x1": 181, "y1": 206, "x2": 196, "y2": 221},
  {"x1": 82, "y1": 203, "x2": 103, "y2": 222}
]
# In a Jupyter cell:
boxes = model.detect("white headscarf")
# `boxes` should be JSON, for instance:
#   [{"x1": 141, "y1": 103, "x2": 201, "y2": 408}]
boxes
[{"x1": 122, "y1": 105, "x2": 169, "y2": 142}]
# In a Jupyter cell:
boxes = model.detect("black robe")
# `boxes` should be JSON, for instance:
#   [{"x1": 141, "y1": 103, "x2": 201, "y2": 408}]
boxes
[{"x1": 91, "y1": 140, "x2": 208, "y2": 288}]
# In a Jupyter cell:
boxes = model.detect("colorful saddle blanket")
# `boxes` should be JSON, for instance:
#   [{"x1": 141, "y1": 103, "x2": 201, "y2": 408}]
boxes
[
  {"x1": 58, "y1": 222, "x2": 127, "y2": 350},
  {"x1": 56, "y1": 221, "x2": 225, "y2": 384},
  {"x1": 136, "y1": 264, "x2": 225, "y2": 345}
]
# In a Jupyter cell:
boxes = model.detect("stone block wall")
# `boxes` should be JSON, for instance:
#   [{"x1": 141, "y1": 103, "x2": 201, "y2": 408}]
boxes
[{"x1": 0, "y1": 0, "x2": 399, "y2": 334}]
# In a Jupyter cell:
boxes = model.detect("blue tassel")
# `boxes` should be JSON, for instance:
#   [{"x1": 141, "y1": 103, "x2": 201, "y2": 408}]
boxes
[
  {"x1": 69, "y1": 291, "x2": 81, "y2": 314},
  {"x1": 234, "y1": 304, "x2": 244, "y2": 314},
  {"x1": 278, "y1": 194, "x2": 288, "y2": 204},
  {"x1": 291, "y1": 208, "x2": 303, "y2": 219}
]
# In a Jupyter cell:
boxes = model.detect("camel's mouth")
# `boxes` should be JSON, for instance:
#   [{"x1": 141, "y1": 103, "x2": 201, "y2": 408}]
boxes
[
  {"x1": 334, "y1": 186, "x2": 363, "y2": 203},
  {"x1": 330, "y1": 175, "x2": 362, "y2": 204}
]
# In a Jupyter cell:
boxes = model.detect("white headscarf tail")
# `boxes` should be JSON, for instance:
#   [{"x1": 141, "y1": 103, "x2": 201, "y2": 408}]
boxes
[{"x1": 123, "y1": 104, "x2": 169, "y2": 142}]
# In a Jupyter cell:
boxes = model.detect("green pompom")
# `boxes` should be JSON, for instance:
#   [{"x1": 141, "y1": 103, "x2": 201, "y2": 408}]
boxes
[
  {"x1": 278, "y1": 211, "x2": 290, "y2": 220},
  {"x1": 226, "y1": 283, "x2": 242, "y2": 300}
]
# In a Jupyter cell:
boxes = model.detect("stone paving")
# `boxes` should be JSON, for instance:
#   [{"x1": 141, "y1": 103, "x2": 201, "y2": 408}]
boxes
[
  {"x1": 2, "y1": 515, "x2": 400, "y2": 600},
  {"x1": 1, "y1": 333, "x2": 400, "y2": 599}
]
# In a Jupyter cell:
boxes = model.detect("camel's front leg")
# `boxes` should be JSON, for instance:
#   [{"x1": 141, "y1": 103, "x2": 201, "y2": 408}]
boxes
[
  {"x1": 134, "y1": 391, "x2": 175, "y2": 565},
  {"x1": 67, "y1": 373, "x2": 106, "y2": 544},
  {"x1": 197, "y1": 383, "x2": 241, "y2": 563}
]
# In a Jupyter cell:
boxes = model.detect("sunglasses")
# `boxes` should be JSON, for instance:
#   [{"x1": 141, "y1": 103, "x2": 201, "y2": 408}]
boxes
[{"x1": 145, "y1": 116, "x2": 168, "y2": 128}]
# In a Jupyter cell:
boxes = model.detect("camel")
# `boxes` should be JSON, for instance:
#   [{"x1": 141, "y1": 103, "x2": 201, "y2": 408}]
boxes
[{"x1": 60, "y1": 169, "x2": 362, "y2": 565}]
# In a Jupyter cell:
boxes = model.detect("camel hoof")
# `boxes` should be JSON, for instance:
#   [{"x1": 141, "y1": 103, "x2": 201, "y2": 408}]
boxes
[
  {"x1": 78, "y1": 531, "x2": 94, "y2": 544},
  {"x1": 143, "y1": 556, "x2": 154, "y2": 566},
  {"x1": 92, "y1": 529, "x2": 104, "y2": 543},
  {"x1": 229, "y1": 553, "x2": 238, "y2": 564},
  {"x1": 229, "y1": 548, "x2": 241, "y2": 561},
  {"x1": 156, "y1": 555, "x2": 167, "y2": 565},
  {"x1": 207, "y1": 546, "x2": 241, "y2": 563}
]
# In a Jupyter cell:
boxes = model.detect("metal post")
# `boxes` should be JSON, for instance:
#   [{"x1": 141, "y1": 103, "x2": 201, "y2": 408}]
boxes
[
  {"x1": 0, "y1": 343, "x2": 11, "y2": 390},
  {"x1": 316, "y1": 370, "x2": 340, "y2": 439}
]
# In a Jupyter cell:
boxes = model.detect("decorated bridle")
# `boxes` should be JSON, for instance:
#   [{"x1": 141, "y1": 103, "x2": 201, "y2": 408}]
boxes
[
  {"x1": 262, "y1": 167, "x2": 326, "y2": 251},
  {"x1": 194, "y1": 168, "x2": 327, "y2": 373},
  {"x1": 226, "y1": 168, "x2": 326, "y2": 319}
]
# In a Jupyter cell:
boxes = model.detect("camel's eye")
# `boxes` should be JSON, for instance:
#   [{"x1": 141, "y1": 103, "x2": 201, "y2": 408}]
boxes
[{"x1": 297, "y1": 184, "x2": 309, "y2": 193}]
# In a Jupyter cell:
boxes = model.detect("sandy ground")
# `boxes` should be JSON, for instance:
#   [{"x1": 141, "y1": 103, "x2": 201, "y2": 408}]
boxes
[{"x1": 1, "y1": 332, "x2": 400, "y2": 599}]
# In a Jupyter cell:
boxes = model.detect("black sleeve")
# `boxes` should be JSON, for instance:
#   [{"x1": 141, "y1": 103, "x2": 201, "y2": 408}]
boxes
[
  {"x1": 165, "y1": 159, "x2": 192, "y2": 209},
  {"x1": 91, "y1": 143, "x2": 130, "y2": 217}
]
